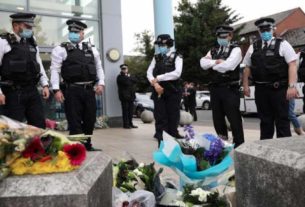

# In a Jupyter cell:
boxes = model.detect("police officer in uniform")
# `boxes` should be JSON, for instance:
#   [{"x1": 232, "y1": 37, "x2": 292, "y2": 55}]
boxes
[
  {"x1": 0, "y1": 13, "x2": 50, "y2": 128},
  {"x1": 147, "y1": 34, "x2": 183, "y2": 146},
  {"x1": 117, "y1": 64, "x2": 137, "y2": 129},
  {"x1": 243, "y1": 17, "x2": 298, "y2": 139},
  {"x1": 50, "y1": 19, "x2": 105, "y2": 150},
  {"x1": 200, "y1": 25, "x2": 244, "y2": 148},
  {"x1": 297, "y1": 44, "x2": 305, "y2": 112}
]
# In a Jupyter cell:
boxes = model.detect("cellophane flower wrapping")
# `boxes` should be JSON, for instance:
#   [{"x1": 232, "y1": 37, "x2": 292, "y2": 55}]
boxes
[
  {"x1": 0, "y1": 115, "x2": 87, "y2": 180},
  {"x1": 153, "y1": 131, "x2": 234, "y2": 189}
]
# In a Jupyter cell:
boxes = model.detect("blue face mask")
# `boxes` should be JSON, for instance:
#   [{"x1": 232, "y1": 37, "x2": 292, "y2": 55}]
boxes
[
  {"x1": 217, "y1": 38, "x2": 229, "y2": 47},
  {"x1": 261, "y1": 31, "x2": 273, "y2": 41},
  {"x1": 158, "y1": 46, "x2": 169, "y2": 55},
  {"x1": 68, "y1": 32, "x2": 80, "y2": 43},
  {"x1": 19, "y1": 29, "x2": 33, "y2": 39}
]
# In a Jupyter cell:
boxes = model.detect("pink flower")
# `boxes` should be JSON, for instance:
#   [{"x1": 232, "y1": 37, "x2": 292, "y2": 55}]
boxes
[{"x1": 63, "y1": 143, "x2": 86, "y2": 166}]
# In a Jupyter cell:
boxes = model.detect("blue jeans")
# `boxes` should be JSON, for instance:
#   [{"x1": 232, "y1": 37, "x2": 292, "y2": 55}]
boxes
[{"x1": 288, "y1": 99, "x2": 301, "y2": 128}]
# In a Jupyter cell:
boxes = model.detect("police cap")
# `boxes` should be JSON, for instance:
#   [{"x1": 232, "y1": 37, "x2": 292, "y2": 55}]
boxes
[
  {"x1": 10, "y1": 12, "x2": 36, "y2": 27},
  {"x1": 254, "y1": 17, "x2": 275, "y2": 29},
  {"x1": 154, "y1": 34, "x2": 174, "y2": 47},
  {"x1": 120, "y1": 64, "x2": 128, "y2": 70},
  {"x1": 66, "y1": 19, "x2": 87, "y2": 32},
  {"x1": 215, "y1": 25, "x2": 234, "y2": 37}
]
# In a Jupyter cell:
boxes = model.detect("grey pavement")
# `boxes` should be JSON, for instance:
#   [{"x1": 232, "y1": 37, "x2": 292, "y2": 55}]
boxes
[{"x1": 90, "y1": 110, "x2": 300, "y2": 184}]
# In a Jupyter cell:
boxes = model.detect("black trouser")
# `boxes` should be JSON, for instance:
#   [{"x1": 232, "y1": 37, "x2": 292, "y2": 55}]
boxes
[
  {"x1": 303, "y1": 85, "x2": 305, "y2": 113},
  {"x1": 152, "y1": 90, "x2": 182, "y2": 143},
  {"x1": 2, "y1": 85, "x2": 45, "y2": 129},
  {"x1": 63, "y1": 85, "x2": 96, "y2": 148},
  {"x1": 255, "y1": 85, "x2": 291, "y2": 139},
  {"x1": 210, "y1": 86, "x2": 244, "y2": 148},
  {"x1": 189, "y1": 105, "x2": 197, "y2": 121},
  {"x1": 121, "y1": 100, "x2": 134, "y2": 127}
]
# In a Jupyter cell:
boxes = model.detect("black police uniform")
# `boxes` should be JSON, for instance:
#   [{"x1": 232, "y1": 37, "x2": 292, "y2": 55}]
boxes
[
  {"x1": 0, "y1": 13, "x2": 47, "y2": 128},
  {"x1": 51, "y1": 19, "x2": 103, "y2": 150},
  {"x1": 187, "y1": 86, "x2": 197, "y2": 121},
  {"x1": 201, "y1": 25, "x2": 244, "y2": 148},
  {"x1": 248, "y1": 18, "x2": 294, "y2": 139},
  {"x1": 116, "y1": 64, "x2": 137, "y2": 128},
  {"x1": 147, "y1": 34, "x2": 183, "y2": 144}
]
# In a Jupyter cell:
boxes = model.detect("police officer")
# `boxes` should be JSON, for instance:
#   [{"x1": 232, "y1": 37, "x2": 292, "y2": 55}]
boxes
[
  {"x1": 243, "y1": 17, "x2": 298, "y2": 139},
  {"x1": 0, "y1": 12, "x2": 50, "y2": 128},
  {"x1": 188, "y1": 82, "x2": 197, "y2": 121},
  {"x1": 117, "y1": 63, "x2": 137, "y2": 129},
  {"x1": 147, "y1": 34, "x2": 183, "y2": 145},
  {"x1": 50, "y1": 19, "x2": 105, "y2": 151},
  {"x1": 200, "y1": 25, "x2": 244, "y2": 148},
  {"x1": 298, "y1": 44, "x2": 305, "y2": 112}
]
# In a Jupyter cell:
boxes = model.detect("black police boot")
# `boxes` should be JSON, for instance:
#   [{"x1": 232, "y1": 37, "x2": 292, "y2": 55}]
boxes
[{"x1": 82, "y1": 139, "x2": 102, "y2": 151}]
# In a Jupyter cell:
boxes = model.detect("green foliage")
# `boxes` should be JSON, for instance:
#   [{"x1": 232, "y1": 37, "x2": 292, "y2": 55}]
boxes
[
  {"x1": 125, "y1": 30, "x2": 155, "y2": 92},
  {"x1": 174, "y1": 0, "x2": 242, "y2": 84}
]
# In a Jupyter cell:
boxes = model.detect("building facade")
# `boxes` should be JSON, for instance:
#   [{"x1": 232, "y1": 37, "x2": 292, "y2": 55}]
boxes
[{"x1": 0, "y1": 0, "x2": 124, "y2": 126}]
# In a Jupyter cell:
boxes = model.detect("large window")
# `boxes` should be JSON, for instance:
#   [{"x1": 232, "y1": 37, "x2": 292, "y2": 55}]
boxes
[
  {"x1": 0, "y1": 12, "x2": 13, "y2": 34},
  {"x1": 33, "y1": 16, "x2": 100, "y2": 49},
  {"x1": 30, "y1": 0, "x2": 98, "y2": 19},
  {"x1": 0, "y1": 0, "x2": 26, "y2": 11}
]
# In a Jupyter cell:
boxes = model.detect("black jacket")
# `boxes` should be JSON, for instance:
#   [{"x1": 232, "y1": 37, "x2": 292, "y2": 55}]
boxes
[
  {"x1": 188, "y1": 88, "x2": 196, "y2": 107},
  {"x1": 117, "y1": 72, "x2": 136, "y2": 101}
]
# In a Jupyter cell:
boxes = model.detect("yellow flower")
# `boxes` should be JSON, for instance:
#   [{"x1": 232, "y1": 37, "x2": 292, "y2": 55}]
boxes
[
  {"x1": 9, "y1": 151, "x2": 78, "y2": 175},
  {"x1": 10, "y1": 157, "x2": 32, "y2": 175}
]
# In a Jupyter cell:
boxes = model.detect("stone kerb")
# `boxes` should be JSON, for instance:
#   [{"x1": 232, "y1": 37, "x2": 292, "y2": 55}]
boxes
[{"x1": 234, "y1": 138, "x2": 305, "y2": 207}]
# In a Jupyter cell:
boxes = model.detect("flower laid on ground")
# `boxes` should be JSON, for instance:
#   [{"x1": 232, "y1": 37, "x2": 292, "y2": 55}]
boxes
[
  {"x1": 113, "y1": 160, "x2": 165, "y2": 201},
  {"x1": 154, "y1": 128, "x2": 234, "y2": 190},
  {"x1": 22, "y1": 136, "x2": 46, "y2": 161},
  {"x1": 177, "y1": 131, "x2": 232, "y2": 171},
  {"x1": 0, "y1": 116, "x2": 88, "y2": 180},
  {"x1": 174, "y1": 184, "x2": 229, "y2": 207},
  {"x1": 63, "y1": 143, "x2": 86, "y2": 166}
]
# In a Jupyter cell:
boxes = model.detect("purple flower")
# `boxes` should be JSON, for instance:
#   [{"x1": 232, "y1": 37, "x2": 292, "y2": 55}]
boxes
[
  {"x1": 203, "y1": 134, "x2": 224, "y2": 165},
  {"x1": 184, "y1": 125, "x2": 195, "y2": 140}
]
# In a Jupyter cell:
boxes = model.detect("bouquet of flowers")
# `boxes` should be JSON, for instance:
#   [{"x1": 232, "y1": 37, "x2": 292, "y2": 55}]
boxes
[
  {"x1": 113, "y1": 160, "x2": 165, "y2": 206},
  {"x1": 153, "y1": 125, "x2": 234, "y2": 189},
  {"x1": 174, "y1": 184, "x2": 229, "y2": 207},
  {"x1": 0, "y1": 116, "x2": 88, "y2": 181}
]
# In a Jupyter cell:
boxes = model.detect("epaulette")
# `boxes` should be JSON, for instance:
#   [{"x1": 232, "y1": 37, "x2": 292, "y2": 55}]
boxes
[
  {"x1": 0, "y1": 32, "x2": 17, "y2": 44},
  {"x1": 61, "y1": 42, "x2": 74, "y2": 51}
]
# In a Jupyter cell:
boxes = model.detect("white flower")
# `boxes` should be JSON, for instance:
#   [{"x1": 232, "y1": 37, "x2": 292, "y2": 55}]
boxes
[
  {"x1": 175, "y1": 200, "x2": 186, "y2": 207},
  {"x1": 176, "y1": 191, "x2": 183, "y2": 197},
  {"x1": 139, "y1": 163, "x2": 145, "y2": 168},
  {"x1": 133, "y1": 168, "x2": 143, "y2": 176},
  {"x1": 190, "y1": 189, "x2": 200, "y2": 196}
]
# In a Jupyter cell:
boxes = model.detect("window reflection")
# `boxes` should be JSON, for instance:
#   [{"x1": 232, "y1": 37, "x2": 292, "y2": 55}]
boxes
[
  {"x1": 0, "y1": 0, "x2": 26, "y2": 11},
  {"x1": 30, "y1": 0, "x2": 98, "y2": 19},
  {"x1": 33, "y1": 16, "x2": 100, "y2": 49}
]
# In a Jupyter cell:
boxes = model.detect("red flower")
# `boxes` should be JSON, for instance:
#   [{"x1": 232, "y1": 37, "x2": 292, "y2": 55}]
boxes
[
  {"x1": 63, "y1": 143, "x2": 86, "y2": 166},
  {"x1": 22, "y1": 136, "x2": 46, "y2": 161}
]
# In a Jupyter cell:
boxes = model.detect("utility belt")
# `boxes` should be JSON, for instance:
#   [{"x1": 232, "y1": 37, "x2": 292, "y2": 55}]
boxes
[
  {"x1": 208, "y1": 80, "x2": 240, "y2": 88},
  {"x1": 254, "y1": 80, "x2": 288, "y2": 89},
  {"x1": 0, "y1": 80, "x2": 36, "y2": 91},
  {"x1": 65, "y1": 82, "x2": 94, "y2": 90}
]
